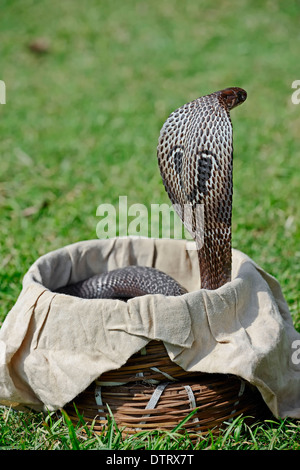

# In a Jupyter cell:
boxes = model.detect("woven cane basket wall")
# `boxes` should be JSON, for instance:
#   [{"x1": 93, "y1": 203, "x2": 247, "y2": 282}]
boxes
[{"x1": 64, "y1": 341, "x2": 271, "y2": 437}]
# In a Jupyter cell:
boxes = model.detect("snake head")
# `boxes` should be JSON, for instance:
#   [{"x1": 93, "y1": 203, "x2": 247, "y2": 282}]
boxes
[{"x1": 217, "y1": 87, "x2": 247, "y2": 111}]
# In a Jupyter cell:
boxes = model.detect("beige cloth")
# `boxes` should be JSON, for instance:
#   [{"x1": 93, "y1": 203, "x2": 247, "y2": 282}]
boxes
[{"x1": 0, "y1": 237, "x2": 299, "y2": 418}]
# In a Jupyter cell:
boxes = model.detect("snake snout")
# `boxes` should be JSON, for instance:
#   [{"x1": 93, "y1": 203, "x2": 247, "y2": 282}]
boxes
[{"x1": 236, "y1": 88, "x2": 247, "y2": 105}]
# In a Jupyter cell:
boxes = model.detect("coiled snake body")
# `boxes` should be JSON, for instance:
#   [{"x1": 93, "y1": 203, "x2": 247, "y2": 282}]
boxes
[{"x1": 57, "y1": 87, "x2": 247, "y2": 299}]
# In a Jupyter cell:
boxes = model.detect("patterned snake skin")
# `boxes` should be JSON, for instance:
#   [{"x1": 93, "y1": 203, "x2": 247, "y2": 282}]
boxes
[
  {"x1": 157, "y1": 87, "x2": 247, "y2": 289},
  {"x1": 56, "y1": 87, "x2": 247, "y2": 299},
  {"x1": 57, "y1": 266, "x2": 187, "y2": 300}
]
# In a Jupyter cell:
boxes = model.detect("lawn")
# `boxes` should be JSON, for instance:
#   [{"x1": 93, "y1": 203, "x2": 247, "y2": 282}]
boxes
[{"x1": 0, "y1": 0, "x2": 299, "y2": 450}]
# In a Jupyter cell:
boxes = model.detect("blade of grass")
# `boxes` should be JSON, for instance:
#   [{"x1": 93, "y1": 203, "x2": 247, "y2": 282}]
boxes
[{"x1": 60, "y1": 409, "x2": 81, "y2": 450}]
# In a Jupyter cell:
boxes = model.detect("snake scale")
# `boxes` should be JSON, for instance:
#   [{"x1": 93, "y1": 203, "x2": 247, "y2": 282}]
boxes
[{"x1": 56, "y1": 87, "x2": 247, "y2": 299}]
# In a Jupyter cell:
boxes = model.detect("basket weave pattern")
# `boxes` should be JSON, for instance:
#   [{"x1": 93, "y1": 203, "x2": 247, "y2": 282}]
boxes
[{"x1": 64, "y1": 341, "x2": 270, "y2": 436}]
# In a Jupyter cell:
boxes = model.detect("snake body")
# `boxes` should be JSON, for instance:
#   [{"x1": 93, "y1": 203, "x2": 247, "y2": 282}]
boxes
[
  {"x1": 56, "y1": 87, "x2": 247, "y2": 299},
  {"x1": 57, "y1": 266, "x2": 187, "y2": 300}
]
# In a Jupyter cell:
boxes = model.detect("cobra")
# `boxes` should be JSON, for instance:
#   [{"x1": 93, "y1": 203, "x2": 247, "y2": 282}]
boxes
[{"x1": 56, "y1": 87, "x2": 247, "y2": 299}]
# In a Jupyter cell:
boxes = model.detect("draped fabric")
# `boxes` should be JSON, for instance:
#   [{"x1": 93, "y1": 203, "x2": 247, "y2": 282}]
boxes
[{"x1": 0, "y1": 237, "x2": 299, "y2": 418}]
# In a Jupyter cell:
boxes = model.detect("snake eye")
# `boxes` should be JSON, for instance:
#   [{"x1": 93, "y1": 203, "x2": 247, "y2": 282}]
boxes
[{"x1": 237, "y1": 89, "x2": 247, "y2": 103}]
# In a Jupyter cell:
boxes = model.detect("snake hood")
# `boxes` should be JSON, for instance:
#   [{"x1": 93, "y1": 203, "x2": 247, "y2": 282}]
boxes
[{"x1": 157, "y1": 87, "x2": 247, "y2": 290}]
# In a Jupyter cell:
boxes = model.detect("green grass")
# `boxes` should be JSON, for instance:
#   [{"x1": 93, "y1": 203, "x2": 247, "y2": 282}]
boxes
[
  {"x1": 0, "y1": 0, "x2": 300, "y2": 450},
  {"x1": 1, "y1": 407, "x2": 300, "y2": 451}
]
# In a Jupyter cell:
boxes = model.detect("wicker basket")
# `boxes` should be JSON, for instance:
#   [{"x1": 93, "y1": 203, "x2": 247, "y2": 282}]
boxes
[{"x1": 64, "y1": 341, "x2": 271, "y2": 438}]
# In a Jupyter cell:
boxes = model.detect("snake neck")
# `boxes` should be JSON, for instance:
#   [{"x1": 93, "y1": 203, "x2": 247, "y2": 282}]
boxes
[
  {"x1": 197, "y1": 219, "x2": 232, "y2": 290},
  {"x1": 198, "y1": 147, "x2": 233, "y2": 289},
  {"x1": 189, "y1": 165, "x2": 233, "y2": 290}
]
